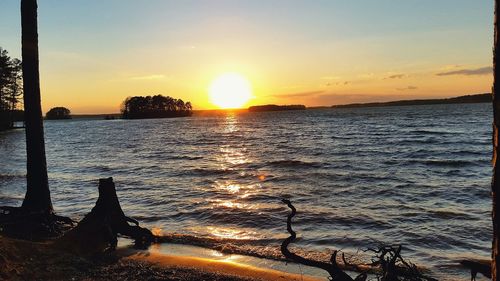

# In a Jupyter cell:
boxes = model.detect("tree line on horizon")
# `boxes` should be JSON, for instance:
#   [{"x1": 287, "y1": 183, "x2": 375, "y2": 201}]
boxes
[
  {"x1": 121, "y1": 94, "x2": 193, "y2": 119},
  {"x1": 0, "y1": 47, "x2": 23, "y2": 131}
]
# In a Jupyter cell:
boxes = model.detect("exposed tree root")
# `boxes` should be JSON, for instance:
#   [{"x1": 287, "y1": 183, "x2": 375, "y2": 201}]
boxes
[
  {"x1": 280, "y1": 199, "x2": 437, "y2": 281},
  {"x1": 0, "y1": 205, "x2": 75, "y2": 240},
  {"x1": 56, "y1": 177, "x2": 157, "y2": 256}
]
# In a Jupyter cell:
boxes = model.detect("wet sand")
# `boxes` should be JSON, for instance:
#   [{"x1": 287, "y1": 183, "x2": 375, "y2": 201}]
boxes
[{"x1": 0, "y1": 235, "x2": 324, "y2": 281}]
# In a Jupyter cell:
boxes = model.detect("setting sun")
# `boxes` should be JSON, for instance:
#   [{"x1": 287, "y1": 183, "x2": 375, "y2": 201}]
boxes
[{"x1": 209, "y1": 73, "x2": 252, "y2": 109}]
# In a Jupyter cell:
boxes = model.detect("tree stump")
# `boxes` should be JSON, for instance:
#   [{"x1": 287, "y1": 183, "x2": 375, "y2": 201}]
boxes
[{"x1": 56, "y1": 177, "x2": 155, "y2": 256}]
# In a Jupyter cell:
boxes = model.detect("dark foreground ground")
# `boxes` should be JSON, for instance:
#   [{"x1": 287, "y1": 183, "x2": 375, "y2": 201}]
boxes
[{"x1": 0, "y1": 236, "x2": 253, "y2": 281}]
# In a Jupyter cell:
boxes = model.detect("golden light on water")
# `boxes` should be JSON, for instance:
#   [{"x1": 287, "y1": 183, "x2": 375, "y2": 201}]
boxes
[
  {"x1": 211, "y1": 199, "x2": 252, "y2": 209},
  {"x1": 225, "y1": 184, "x2": 241, "y2": 194},
  {"x1": 151, "y1": 227, "x2": 163, "y2": 236},
  {"x1": 207, "y1": 226, "x2": 257, "y2": 240},
  {"x1": 209, "y1": 73, "x2": 252, "y2": 109}
]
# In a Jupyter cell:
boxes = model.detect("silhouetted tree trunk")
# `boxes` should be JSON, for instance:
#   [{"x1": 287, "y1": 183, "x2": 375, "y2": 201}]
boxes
[
  {"x1": 57, "y1": 178, "x2": 155, "y2": 255},
  {"x1": 20, "y1": 0, "x2": 52, "y2": 214},
  {"x1": 494, "y1": 0, "x2": 500, "y2": 279}
]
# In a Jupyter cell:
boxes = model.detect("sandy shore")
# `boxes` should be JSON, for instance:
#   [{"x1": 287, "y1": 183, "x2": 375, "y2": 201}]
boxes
[
  {"x1": 0, "y1": 235, "x2": 323, "y2": 281},
  {"x1": 122, "y1": 249, "x2": 322, "y2": 281}
]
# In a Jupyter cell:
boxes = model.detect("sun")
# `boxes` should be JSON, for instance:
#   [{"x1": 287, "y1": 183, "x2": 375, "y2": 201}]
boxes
[{"x1": 209, "y1": 72, "x2": 252, "y2": 109}]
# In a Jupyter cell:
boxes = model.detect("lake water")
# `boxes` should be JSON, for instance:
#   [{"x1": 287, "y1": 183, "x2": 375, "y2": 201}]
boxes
[{"x1": 0, "y1": 103, "x2": 492, "y2": 280}]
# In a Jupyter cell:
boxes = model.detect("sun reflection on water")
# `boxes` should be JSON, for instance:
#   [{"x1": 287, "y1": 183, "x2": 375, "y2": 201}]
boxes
[
  {"x1": 209, "y1": 198, "x2": 254, "y2": 210},
  {"x1": 218, "y1": 146, "x2": 248, "y2": 165},
  {"x1": 207, "y1": 226, "x2": 258, "y2": 240},
  {"x1": 223, "y1": 114, "x2": 238, "y2": 133},
  {"x1": 212, "y1": 181, "x2": 263, "y2": 199},
  {"x1": 226, "y1": 184, "x2": 241, "y2": 193}
]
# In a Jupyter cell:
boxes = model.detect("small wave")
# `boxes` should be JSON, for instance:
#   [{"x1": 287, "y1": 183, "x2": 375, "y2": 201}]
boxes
[
  {"x1": 0, "y1": 174, "x2": 25, "y2": 179},
  {"x1": 427, "y1": 209, "x2": 474, "y2": 220},
  {"x1": 169, "y1": 208, "x2": 281, "y2": 229},
  {"x1": 397, "y1": 138, "x2": 440, "y2": 145},
  {"x1": 409, "y1": 129, "x2": 458, "y2": 135},
  {"x1": 167, "y1": 155, "x2": 204, "y2": 160},
  {"x1": 156, "y1": 232, "x2": 356, "y2": 264},
  {"x1": 185, "y1": 168, "x2": 238, "y2": 177},
  {"x1": 267, "y1": 160, "x2": 324, "y2": 169},
  {"x1": 407, "y1": 159, "x2": 480, "y2": 168}
]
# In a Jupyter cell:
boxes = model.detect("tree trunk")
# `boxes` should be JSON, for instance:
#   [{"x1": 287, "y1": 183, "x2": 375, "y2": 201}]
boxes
[
  {"x1": 56, "y1": 178, "x2": 154, "y2": 256},
  {"x1": 494, "y1": 0, "x2": 500, "y2": 279},
  {"x1": 20, "y1": 0, "x2": 52, "y2": 214}
]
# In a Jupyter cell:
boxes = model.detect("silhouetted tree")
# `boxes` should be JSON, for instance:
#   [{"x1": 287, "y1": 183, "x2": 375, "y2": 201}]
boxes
[
  {"x1": 0, "y1": 47, "x2": 23, "y2": 130},
  {"x1": 20, "y1": 0, "x2": 53, "y2": 213},
  {"x1": 45, "y1": 106, "x2": 71, "y2": 120},
  {"x1": 494, "y1": 0, "x2": 500, "y2": 279},
  {"x1": 121, "y1": 94, "x2": 193, "y2": 119}
]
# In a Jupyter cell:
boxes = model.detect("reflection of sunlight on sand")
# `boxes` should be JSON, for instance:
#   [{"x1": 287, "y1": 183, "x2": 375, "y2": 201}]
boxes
[
  {"x1": 140, "y1": 243, "x2": 326, "y2": 280},
  {"x1": 207, "y1": 250, "x2": 239, "y2": 263}
]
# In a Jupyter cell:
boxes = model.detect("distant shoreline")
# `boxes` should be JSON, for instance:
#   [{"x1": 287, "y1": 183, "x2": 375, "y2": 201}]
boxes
[
  {"x1": 68, "y1": 94, "x2": 490, "y2": 118},
  {"x1": 331, "y1": 93, "x2": 490, "y2": 109},
  {"x1": 248, "y1": 104, "x2": 306, "y2": 112}
]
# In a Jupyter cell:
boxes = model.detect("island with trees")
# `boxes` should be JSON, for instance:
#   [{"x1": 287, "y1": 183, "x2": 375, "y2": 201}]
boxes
[
  {"x1": 248, "y1": 104, "x2": 306, "y2": 112},
  {"x1": 0, "y1": 47, "x2": 23, "y2": 131},
  {"x1": 121, "y1": 94, "x2": 193, "y2": 119},
  {"x1": 45, "y1": 106, "x2": 72, "y2": 120}
]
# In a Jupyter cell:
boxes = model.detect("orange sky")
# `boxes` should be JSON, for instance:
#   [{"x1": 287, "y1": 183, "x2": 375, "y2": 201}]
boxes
[{"x1": 0, "y1": 1, "x2": 493, "y2": 113}]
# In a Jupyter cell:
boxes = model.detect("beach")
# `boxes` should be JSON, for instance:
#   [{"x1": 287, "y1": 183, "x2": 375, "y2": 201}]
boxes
[{"x1": 0, "y1": 235, "x2": 323, "y2": 281}]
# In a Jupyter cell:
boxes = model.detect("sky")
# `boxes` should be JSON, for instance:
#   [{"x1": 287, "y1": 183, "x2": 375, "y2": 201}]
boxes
[{"x1": 0, "y1": 1, "x2": 494, "y2": 113}]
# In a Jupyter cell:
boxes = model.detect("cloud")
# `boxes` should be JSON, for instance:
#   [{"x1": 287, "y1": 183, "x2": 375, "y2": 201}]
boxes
[
  {"x1": 439, "y1": 64, "x2": 463, "y2": 71},
  {"x1": 273, "y1": 90, "x2": 324, "y2": 98},
  {"x1": 436, "y1": 66, "x2": 492, "y2": 76},
  {"x1": 325, "y1": 81, "x2": 349, "y2": 86},
  {"x1": 130, "y1": 74, "x2": 166, "y2": 80},
  {"x1": 384, "y1": 74, "x2": 406, "y2": 79},
  {"x1": 321, "y1": 76, "x2": 341, "y2": 80},
  {"x1": 396, "y1": 86, "x2": 418, "y2": 91}
]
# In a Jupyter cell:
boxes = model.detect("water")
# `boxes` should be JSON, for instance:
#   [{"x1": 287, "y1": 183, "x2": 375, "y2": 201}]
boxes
[{"x1": 0, "y1": 103, "x2": 492, "y2": 280}]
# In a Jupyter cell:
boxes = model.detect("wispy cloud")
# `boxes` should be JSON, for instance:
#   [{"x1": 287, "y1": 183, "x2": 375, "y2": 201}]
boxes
[
  {"x1": 436, "y1": 66, "x2": 492, "y2": 76},
  {"x1": 273, "y1": 90, "x2": 324, "y2": 98},
  {"x1": 320, "y1": 76, "x2": 341, "y2": 80},
  {"x1": 325, "y1": 81, "x2": 349, "y2": 87},
  {"x1": 130, "y1": 74, "x2": 167, "y2": 80},
  {"x1": 439, "y1": 64, "x2": 463, "y2": 71},
  {"x1": 396, "y1": 86, "x2": 418, "y2": 91},
  {"x1": 384, "y1": 74, "x2": 406, "y2": 80}
]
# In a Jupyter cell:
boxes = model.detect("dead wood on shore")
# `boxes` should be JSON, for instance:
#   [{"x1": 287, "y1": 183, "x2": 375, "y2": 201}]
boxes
[{"x1": 280, "y1": 199, "x2": 438, "y2": 281}]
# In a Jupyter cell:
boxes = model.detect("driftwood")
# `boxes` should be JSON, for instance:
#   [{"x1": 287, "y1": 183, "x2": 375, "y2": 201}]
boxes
[
  {"x1": 281, "y1": 199, "x2": 367, "y2": 281},
  {"x1": 364, "y1": 244, "x2": 437, "y2": 281},
  {"x1": 281, "y1": 199, "x2": 437, "y2": 281},
  {"x1": 56, "y1": 177, "x2": 155, "y2": 255}
]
